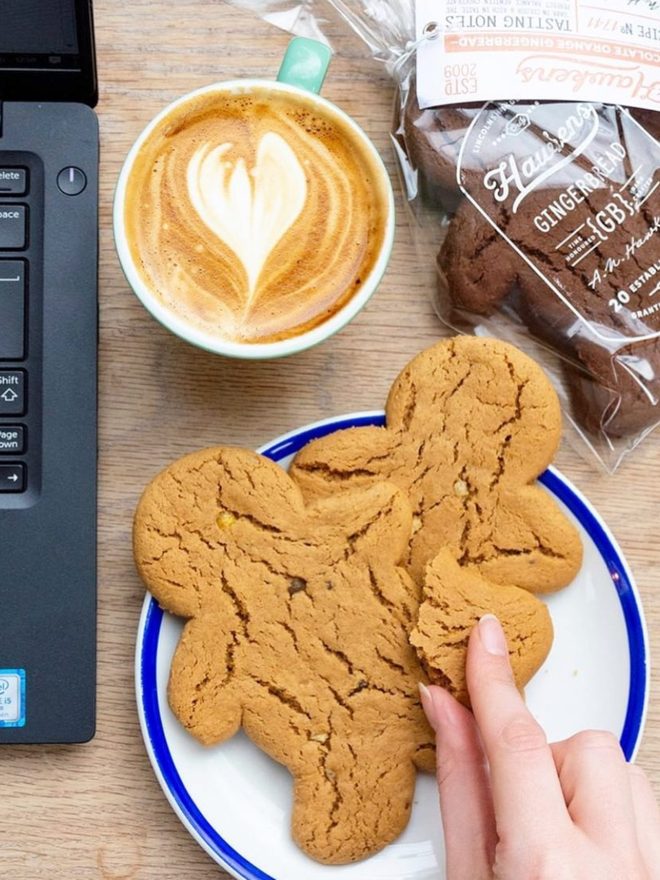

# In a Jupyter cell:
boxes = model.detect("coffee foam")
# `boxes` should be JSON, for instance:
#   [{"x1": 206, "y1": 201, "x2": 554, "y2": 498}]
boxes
[
  {"x1": 124, "y1": 87, "x2": 391, "y2": 344},
  {"x1": 187, "y1": 132, "x2": 307, "y2": 302}
]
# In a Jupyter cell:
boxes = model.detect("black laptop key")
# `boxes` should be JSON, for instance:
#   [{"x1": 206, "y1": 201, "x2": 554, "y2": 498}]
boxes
[
  {"x1": 0, "y1": 426, "x2": 25, "y2": 453},
  {"x1": 0, "y1": 463, "x2": 24, "y2": 492},
  {"x1": 0, "y1": 204, "x2": 26, "y2": 249},
  {"x1": 0, "y1": 260, "x2": 25, "y2": 359},
  {"x1": 0, "y1": 168, "x2": 27, "y2": 195},
  {"x1": 0, "y1": 370, "x2": 25, "y2": 414}
]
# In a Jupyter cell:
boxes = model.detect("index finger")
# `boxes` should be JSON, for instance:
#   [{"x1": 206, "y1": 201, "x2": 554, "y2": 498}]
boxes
[{"x1": 466, "y1": 615, "x2": 571, "y2": 845}]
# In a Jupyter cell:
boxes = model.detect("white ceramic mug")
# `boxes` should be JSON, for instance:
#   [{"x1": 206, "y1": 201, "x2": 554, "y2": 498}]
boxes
[{"x1": 113, "y1": 37, "x2": 395, "y2": 359}]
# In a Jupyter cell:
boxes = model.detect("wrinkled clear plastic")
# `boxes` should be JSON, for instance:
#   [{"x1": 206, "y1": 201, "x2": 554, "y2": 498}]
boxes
[{"x1": 227, "y1": 0, "x2": 660, "y2": 471}]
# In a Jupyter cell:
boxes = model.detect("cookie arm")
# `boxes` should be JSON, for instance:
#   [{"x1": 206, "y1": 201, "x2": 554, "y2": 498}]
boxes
[
  {"x1": 134, "y1": 446, "x2": 309, "y2": 617},
  {"x1": 289, "y1": 426, "x2": 395, "y2": 503},
  {"x1": 476, "y1": 485, "x2": 584, "y2": 592},
  {"x1": 133, "y1": 474, "x2": 204, "y2": 619}
]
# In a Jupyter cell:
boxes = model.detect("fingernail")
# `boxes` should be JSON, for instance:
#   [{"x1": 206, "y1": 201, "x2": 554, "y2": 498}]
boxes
[
  {"x1": 478, "y1": 614, "x2": 508, "y2": 656},
  {"x1": 419, "y1": 682, "x2": 438, "y2": 731}
]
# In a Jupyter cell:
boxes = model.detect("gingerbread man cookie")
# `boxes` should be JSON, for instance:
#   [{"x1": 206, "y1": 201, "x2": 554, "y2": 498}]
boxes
[
  {"x1": 289, "y1": 336, "x2": 583, "y2": 593},
  {"x1": 133, "y1": 446, "x2": 436, "y2": 865}
]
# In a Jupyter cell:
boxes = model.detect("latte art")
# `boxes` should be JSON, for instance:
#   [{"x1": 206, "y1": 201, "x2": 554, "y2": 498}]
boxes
[
  {"x1": 123, "y1": 86, "x2": 391, "y2": 344},
  {"x1": 187, "y1": 132, "x2": 307, "y2": 302}
]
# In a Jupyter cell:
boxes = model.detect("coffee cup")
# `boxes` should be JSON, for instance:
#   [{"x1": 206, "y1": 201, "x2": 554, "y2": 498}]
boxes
[{"x1": 113, "y1": 37, "x2": 395, "y2": 359}]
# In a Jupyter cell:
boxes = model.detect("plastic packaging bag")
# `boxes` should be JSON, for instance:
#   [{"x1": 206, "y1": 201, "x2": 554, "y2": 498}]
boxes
[{"x1": 226, "y1": 0, "x2": 660, "y2": 472}]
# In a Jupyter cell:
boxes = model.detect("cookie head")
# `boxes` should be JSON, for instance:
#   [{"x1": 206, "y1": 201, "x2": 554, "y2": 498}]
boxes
[
  {"x1": 133, "y1": 446, "x2": 436, "y2": 864},
  {"x1": 290, "y1": 336, "x2": 583, "y2": 592}
]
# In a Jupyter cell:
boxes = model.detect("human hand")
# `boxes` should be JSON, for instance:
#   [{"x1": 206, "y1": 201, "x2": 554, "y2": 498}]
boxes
[{"x1": 420, "y1": 614, "x2": 660, "y2": 880}]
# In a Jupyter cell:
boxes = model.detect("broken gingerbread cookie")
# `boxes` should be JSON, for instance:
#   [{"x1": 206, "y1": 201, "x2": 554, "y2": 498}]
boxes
[
  {"x1": 133, "y1": 445, "x2": 436, "y2": 865},
  {"x1": 289, "y1": 336, "x2": 583, "y2": 593},
  {"x1": 411, "y1": 549, "x2": 554, "y2": 707}
]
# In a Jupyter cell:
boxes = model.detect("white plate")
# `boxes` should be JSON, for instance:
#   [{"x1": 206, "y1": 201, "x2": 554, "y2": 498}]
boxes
[{"x1": 135, "y1": 411, "x2": 650, "y2": 880}]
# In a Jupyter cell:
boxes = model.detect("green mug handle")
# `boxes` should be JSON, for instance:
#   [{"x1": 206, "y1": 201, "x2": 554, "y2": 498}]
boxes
[{"x1": 277, "y1": 36, "x2": 332, "y2": 94}]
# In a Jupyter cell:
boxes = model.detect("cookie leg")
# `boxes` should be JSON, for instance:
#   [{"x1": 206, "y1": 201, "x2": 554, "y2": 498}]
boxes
[
  {"x1": 168, "y1": 615, "x2": 243, "y2": 746},
  {"x1": 290, "y1": 706, "x2": 418, "y2": 864}
]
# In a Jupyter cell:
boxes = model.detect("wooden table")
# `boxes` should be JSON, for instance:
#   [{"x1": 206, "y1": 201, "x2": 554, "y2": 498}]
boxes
[{"x1": 2, "y1": 1, "x2": 659, "y2": 876}]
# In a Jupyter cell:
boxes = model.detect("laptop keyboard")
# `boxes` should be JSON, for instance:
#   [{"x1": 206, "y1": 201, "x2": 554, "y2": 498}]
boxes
[
  {"x1": 0, "y1": 101, "x2": 98, "y2": 744},
  {"x1": 0, "y1": 153, "x2": 42, "y2": 506}
]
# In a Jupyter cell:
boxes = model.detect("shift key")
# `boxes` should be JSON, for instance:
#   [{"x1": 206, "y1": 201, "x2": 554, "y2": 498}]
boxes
[
  {"x1": 0, "y1": 261, "x2": 25, "y2": 359},
  {"x1": 0, "y1": 371, "x2": 25, "y2": 415}
]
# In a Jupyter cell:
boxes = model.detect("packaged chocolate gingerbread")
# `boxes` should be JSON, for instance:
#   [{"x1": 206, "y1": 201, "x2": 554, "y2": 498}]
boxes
[{"x1": 227, "y1": 0, "x2": 660, "y2": 470}]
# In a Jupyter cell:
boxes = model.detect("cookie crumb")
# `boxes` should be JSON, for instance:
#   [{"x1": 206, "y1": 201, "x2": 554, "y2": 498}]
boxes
[
  {"x1": 288, "y1": 576, "x2": 308, "y2": 595},
  {"x1": 453, "y1": 479, "x2": 469, "y2": 497},
  {"x1": 217, "y1": 511, "x2": 237, "y2": 529}
]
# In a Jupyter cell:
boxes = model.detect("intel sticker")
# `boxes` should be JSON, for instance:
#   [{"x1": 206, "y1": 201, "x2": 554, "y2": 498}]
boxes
[{"x1": 0, "y1": 669, "x2": 26, "y2": 727}]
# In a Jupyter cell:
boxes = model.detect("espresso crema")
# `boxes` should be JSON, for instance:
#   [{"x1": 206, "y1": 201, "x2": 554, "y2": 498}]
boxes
[{"x1": 124, "y1": 86, "x2": 391, "y2": 344}]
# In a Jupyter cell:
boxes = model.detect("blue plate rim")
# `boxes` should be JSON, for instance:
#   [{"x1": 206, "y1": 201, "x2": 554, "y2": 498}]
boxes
[{"x1": 135, "y1": 410, "x2": 650, "y2": 880}]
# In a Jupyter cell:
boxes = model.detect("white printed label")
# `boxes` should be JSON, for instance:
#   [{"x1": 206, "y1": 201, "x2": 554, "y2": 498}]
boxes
[
  {"x1": 416, "y1": 0, "x2": 660, "y2": 110},
  {"x1": 0, "y1": 670, "x2": 25, "y2": 727}
]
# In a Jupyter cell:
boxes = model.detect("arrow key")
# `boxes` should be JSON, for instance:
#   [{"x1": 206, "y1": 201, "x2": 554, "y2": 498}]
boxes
[{"x1": 0, "y1": 463, "x2": 25, "y2": 492}]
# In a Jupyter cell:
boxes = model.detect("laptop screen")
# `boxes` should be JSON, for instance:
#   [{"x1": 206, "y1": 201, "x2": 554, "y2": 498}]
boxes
[
  {"x1": 0, "y1": 0, "x2": 96, "y2": 104},
  {"x1": 0, "y1": 0, "x2": 80, "y2": 70}
]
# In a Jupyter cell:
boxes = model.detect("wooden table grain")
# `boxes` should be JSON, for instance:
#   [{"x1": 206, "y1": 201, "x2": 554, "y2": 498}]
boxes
[{"x1": 2, "y1": 1, "x2": 659, "y2": 877}]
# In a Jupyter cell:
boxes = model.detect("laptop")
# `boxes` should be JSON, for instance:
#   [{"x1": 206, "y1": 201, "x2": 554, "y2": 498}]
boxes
[{"x1": 0, "y1": 0, "x2": 99, "y2": 743}]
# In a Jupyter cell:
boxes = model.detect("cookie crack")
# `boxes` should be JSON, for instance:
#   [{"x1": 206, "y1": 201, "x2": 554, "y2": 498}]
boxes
[
  {"x1": 442, "y1": 368, "x2": 470, "y2": 405},
  {"x1": 344, "y1": 509, "x2": 389, "y2": 559},
  {"x1": 368, "y1": 565, "x2": 412, "y2": 626},
  {"x1": 223, "y1": 636, "x2": 238, "y2": 685},
  {"x1": 318, "y1": 733, "x2": 343, "y2": 832},
  {"x1": 490, "y1": 362, "x2": 528, "y2": 487},
  {"x1": 281, "y1": 619, "x2": 300, "y2": 651},
  {"x1": 226, "y1": 509, "x2": 284, "y2": 535},
  {"x1": 317, "y1": 643, "x2": 374, "y2": 710},
  {"x1": 243, "y1": 552, "x2": 287, "y2": 582},
  {"x1": 399, "y1": 377, "x2": 418, "y2": 431},
  {"x1": 452, "y1": 467, "x2": 479, "y2": 566},
  {"x1": 374, "y1": 648, "x2": 408, "y2": 676},
  {"x1": 530, "y1": 533, "x2": 565, "y2": 559},
  {"x1": 474, "y1": 541, "x2": 561, "y2": 560},
  {"x1": 293, "y1": 462, "x2": 380, "y2": 481},
  {"x1": 252, "y1": 678, "x2": 311, "y2": 719},
  {"x1": 220, "y1": 572, "x2": 250, "y2": 636},
  {"x1": 319, "y1": 640, "x2": 360, "y2": 677},
  {"x1": 418, "y1": 591, "x2": 452, "y2": 614},
  {"x1": 410, "y1": 461, "x2": 434, "y2": 491},
  {"x1": 328, "y1": 685, "x2": 355, "y2": 718}
]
